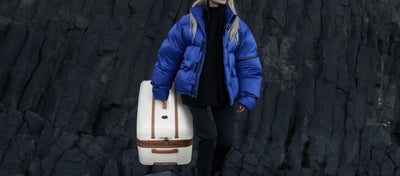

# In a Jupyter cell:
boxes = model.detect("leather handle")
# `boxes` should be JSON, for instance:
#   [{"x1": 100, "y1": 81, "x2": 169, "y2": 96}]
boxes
[
  {"x1": 174, "y1": 92, "x2": 178, "y2": 138},
  {"x1": 153, "y1": 162, "x2": 177, "y2": 165},
  {"x1": 151, "y1": 149, "x2": 178, "y2": 154},
  {"x1": 162, "y1": 101, "x2": 167, "y2": 109},
  {"x1": 151, "y1": 96, "x2": 155, "y2": 139}
]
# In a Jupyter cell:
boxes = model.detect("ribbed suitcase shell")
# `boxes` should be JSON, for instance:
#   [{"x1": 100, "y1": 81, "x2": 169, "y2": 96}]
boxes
[{"x1": 136, "y1": 80, "x2": 194, "y2": 165}]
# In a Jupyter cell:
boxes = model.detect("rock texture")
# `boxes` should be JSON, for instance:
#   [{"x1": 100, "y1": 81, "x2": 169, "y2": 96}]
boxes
[{"x1": 0, "y1": 0, "x2": 399, "y2": 175}]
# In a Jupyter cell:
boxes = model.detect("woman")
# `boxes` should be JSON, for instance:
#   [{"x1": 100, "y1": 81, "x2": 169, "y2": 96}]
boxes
[{"x1": 150, "y1": 0, "x2": 262, "y2": 175}]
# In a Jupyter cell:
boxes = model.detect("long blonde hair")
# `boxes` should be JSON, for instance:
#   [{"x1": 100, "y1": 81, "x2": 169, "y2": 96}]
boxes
[{"x1": 190, "y1": 0, "x2": 239, "y2": 44}]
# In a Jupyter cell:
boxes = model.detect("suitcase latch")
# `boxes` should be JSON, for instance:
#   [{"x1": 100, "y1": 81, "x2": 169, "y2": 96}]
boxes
[{"x1": 163, "y1": 137, "x2": 169, "y2": 145}]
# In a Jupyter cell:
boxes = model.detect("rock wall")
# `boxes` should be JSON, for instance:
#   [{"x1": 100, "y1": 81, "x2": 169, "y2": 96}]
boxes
[{"x1": 0, "y1": 0, "x2": 399, "y2": 175}]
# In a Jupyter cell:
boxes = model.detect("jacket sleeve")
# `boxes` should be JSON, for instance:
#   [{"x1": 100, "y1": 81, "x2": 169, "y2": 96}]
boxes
[
  {"x1": 234, "y1": 21, "x2": 263, "y2": 111},
  {"x1": 151, "y1": 19, "x2": 186, "y2": 100}
]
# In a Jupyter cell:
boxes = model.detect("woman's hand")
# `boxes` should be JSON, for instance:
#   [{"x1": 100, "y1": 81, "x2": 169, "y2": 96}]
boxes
[
  {"x1": 236, "y1": 104, "x2": 246, "y2": 113},
  {"x1": 162, "y1": 100, "x2": 167, "y2": 104}
]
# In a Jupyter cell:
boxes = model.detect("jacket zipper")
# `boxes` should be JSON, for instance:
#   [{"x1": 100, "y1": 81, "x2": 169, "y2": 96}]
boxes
[
  {"x1": 192, "y1": 40, "x2": 207, "y2": 96},
  {"x1": 235, "y1": 55, "x2": 257, "y2": 63}
]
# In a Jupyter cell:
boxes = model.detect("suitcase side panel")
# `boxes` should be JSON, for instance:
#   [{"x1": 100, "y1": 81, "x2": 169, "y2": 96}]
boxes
[{"x1": 137, "y1": 81, "x2": 154, "y2": 140}]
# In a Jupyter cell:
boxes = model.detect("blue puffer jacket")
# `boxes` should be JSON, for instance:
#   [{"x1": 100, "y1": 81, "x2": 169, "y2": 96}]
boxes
[{"x1": 150, "y1": 5, "x2": 262, "y2": 111}]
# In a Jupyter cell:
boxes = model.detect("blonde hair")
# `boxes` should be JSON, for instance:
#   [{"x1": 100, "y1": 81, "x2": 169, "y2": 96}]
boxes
[{"x1": 190, "y1": 0, "x2": 239, "y2": 44}]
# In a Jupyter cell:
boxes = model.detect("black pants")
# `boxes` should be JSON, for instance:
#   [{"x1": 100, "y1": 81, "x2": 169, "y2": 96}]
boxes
[{"x1": 187, "y1": 105, "x2": 234, "y2": 176}]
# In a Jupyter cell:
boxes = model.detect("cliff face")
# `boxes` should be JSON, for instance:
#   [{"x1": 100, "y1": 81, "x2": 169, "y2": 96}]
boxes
[{"x1": 0, "y1": 0, "x2": 399, "y2": 175}]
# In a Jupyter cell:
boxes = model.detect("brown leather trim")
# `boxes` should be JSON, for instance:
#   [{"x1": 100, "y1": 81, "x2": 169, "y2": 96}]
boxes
[
  {"x1": 151, "y1": 96, "x2": 155, "y2": 139},
  {"x1": 174, "y1": 91, "x2": 179, "y2": 138},
  {"x1": 151, "y1": 149, "x2": 178, "y2": 154},
  {"x1": 153, "y1": 162, "x2": 177, "y2": 165},
  {"x1": 136, "y1": 137, "x2": 193, "y2": 148},
  {"x1": 162, "y1": 101, "x2": 167, "y2": 109}
]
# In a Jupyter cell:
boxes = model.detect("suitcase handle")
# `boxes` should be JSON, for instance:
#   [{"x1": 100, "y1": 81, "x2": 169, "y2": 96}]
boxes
[{"x1": 151, "y1": 149, "x2": 178, "y2": 154}]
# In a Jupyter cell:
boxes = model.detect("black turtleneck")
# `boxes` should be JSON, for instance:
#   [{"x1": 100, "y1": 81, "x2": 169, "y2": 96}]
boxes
[{"x1": 182, "y1": 4, "x2": 229, "y2": 106}]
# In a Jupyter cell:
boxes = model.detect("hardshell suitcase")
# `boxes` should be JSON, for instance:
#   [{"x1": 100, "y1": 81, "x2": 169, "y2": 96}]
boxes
[{"x1": 136, "y1": 80, "x2": 194, "y2": 165}]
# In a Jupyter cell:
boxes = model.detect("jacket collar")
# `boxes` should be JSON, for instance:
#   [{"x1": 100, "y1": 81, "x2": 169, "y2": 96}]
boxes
[{"x1": 190, "y1": 5, "x2": 237, "y2": 34}]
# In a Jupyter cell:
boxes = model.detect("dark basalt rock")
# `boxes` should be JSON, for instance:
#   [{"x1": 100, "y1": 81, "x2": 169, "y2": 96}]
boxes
[{"x1": 0, "y1": 0, "x2": 399, "y2": 175}]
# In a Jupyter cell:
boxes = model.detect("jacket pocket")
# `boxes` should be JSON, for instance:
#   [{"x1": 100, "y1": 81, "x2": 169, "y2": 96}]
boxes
[
  {"x1": 175, "y1": 70, "x2": 193, "y2": 93},
  {"x1": 181, "y1": 46, "x2": 195, "y2": 70}
]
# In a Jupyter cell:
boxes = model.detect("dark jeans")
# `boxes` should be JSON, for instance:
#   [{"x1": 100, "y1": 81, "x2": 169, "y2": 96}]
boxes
[{"x1": 187, "y1": 105, "x2": 234, "y2": 176}]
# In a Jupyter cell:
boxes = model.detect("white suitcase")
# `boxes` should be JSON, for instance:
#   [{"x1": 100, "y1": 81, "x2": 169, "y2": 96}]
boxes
[{"x1": 136, "y1": 80, "x2": 194, "y2": 165}]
